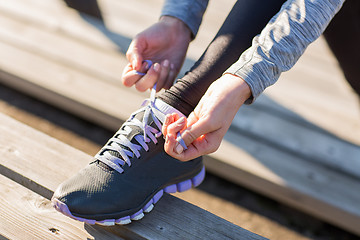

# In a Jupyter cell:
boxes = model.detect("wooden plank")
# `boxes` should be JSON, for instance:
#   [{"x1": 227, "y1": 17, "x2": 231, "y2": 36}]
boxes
[
  {"x1": 261, "y1": 37, "x2": 360, "y2": 145},
  {"x1": 0, "y1": 4, "x2": 128, "y2": 84},
  {"x1": 1, "y1": 0, "x2": 235, "y2": 61},
  {"x1": 0, "y1": 34, "x2": 359, "y2": 179},
  {"x1": 0, "y1": 112, "x2": 265, "y2": 240},
  {"x1": 0, "y1": 41, "x2": 140, "y2": 129},
  {"x1": 0, "y1": 0, "x2": 129, "y2": 53},
  {"x1": 0, "y1": 0, "x2": 148, "y2": 129},
  {"x1": 2, "y1": 0, "x2": 359, "y2": 145},
  {"x1": 0, "y1": 0, "x2": 360, "y2": 236},
  {"x1": 0, "y1": 174, "x2": 126, "y2": 240},
  {"x1": 206, "y1": 129, "x2": 360, "y2": 235},
  {"x1": 0, "y1": 0, "x2": 358, "y2": 176},
  {"x1": 232, "y1": 104, "x2": 360, "y2": 178}
]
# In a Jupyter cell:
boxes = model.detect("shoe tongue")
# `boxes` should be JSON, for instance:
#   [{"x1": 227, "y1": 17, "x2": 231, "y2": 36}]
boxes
[
  {"x1": 95, "y1": 99, "x2": 183, "y2": 170},
  {"x1": 127, "y1": 110, "x2": 148, "y2": 139},
  {"x1": 133, "y1": 110, "x2": 146, "y2": 124}
]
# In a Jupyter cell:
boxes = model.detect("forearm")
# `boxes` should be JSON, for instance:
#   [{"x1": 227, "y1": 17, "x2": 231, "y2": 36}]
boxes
[
  {"x1": 161, "y1": 0, "x2": 209, "y2": 38},
  {"x1": 225, "y1": 0, "x2": 345, "y2": 103}
]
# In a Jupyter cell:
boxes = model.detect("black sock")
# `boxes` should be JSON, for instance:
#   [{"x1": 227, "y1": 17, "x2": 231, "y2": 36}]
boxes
[{"x1": 158, "y1": 0, "x2": 286, "y2": 116}]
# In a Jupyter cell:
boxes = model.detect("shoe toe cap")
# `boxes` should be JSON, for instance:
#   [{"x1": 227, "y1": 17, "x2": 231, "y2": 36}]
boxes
[
  {"x1": 52, "y1": 163, "x2": 116, "y2": 215},
  {"x1": 52, "y1": 162, "x2": 142, "y2": 218}
]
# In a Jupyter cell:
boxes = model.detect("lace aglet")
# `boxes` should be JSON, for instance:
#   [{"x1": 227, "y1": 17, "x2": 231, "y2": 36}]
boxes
[{"x1": 176, "y1": 132, "x2": 188, "y2": 150}]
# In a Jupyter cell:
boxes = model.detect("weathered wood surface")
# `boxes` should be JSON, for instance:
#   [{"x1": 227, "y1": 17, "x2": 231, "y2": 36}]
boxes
[
  {"x1": 206, "y1": 134, "x2": 360, "y2": 235},
  {"x1": 0, "y1": 0, "x2": 359, "y2": 236},
  {"x1": 0, "y1": 174, "x2": 126, "y2": 240},
  {"x1": 0, "y1": 112, "x2": 265, "y2": 240}
]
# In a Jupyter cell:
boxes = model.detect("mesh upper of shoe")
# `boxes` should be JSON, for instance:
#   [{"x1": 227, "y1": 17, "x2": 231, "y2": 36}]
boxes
[
  {"x1": 52, "y1": 86, "x2": 205, "y2": 219},
  {"x1": 95, "y1": 87, "x2": 170, "y2": 174}
]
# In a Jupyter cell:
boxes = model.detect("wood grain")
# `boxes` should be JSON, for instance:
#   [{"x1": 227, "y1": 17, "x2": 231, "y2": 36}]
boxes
[
  {"x1": 0, "y1": 0, "x2": 359, "y2": 236},
  {"x1": 0, "y1": 112, "x2": 265, "y2": 240},
  {"x1": 0, "y1": 174, "x2": 124, "y2": 240}
]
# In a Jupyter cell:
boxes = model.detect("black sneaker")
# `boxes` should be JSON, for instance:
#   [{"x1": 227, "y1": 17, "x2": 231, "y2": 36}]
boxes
[{"x1": 51, "y1": 89, "x2": 205, "y2": 226}]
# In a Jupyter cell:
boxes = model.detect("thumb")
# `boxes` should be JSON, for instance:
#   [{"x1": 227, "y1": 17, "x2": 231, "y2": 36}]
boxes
[
  {"x1": 127, "y1": 40, "x2": 144, "y2": 71},
  {"x1": 132, "y1": 53, "x2": 143, "y2": 71},
  {"x1": 175, "y1": 116, "x2": 209, "y2": 154}
]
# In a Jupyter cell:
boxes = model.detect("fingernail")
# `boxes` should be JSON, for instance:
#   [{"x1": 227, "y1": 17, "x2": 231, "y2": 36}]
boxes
[
  {"x1": 164, "y1": 115, "x2": 170, "y2": 125},
  {"x1": 170, "y1": 63, "x2": 175, "y2": 70},
  {"x1": 144, "y1": 61, "x2": 150, "y2": 70},
  {"x1": 163, "y1": 59, "x2": 169, "y2": 67},
  {"x1": 175, "y1": 143, "x2": 184, "y2": 154},
  {"x1": 153, "y1": 63, "x2": 160, "y2": 72},
  {"x1": 177, "y1": 117, "x2": 185, "y2": 125}
]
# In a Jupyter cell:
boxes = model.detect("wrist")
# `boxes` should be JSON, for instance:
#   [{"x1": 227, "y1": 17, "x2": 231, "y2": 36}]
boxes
[{"x1": 222, "y1": 74, "x2": 252, "y2": 104}]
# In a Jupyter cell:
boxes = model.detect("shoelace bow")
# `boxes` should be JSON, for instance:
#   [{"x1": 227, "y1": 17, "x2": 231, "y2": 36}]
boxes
[{"x1": 95, "y1": 87, "x2": 165, "y2": 173}]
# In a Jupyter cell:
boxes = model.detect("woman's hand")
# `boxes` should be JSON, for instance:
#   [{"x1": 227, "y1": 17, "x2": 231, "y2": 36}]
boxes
[
  {"x1": 122, "y1": 16, "x2": 192, "y2": 92},
  {"x1": 162, "y1": 74, "x2": 251, "y2": 161}
]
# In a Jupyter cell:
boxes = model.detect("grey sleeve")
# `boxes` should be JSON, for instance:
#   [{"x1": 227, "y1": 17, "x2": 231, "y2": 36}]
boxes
[
  {"x1": 161, "y1": 0, "x2": 209, "y2": 38},
  {"x1": 224, "y1": 0, "x2": 345, "y2": 103}
]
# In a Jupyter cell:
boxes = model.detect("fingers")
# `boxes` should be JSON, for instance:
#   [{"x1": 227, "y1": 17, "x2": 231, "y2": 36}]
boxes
[
  {"x1": 147, "y1": 59, "x2": 176, "y2": 92},
  {"x1": 162, "y1": 113, "x2": 183, "y2": 136},
  {"x1": 126, "y1": 36, "x2": 174, "y2": 91},
  {"x1": 158, "y1": 61, "x2": 178, "y2": 91},
  {"x1": 134, "y1": 63, "x2": 161, "y2": 92},
  {"x1": 122, "y1": 59, "x2": 176, "y2": 92},
  {"x1": 163, "y1": 109, "x2": 223, "y2": 161},
  {"x1": 163, "y1": 113, "x2": 189, "y2": 158},
  {"x1": 156, "y1": 60, "x2": 170, "y2": 91},
  {"x1": 171, "y1": 118, "x2": 206, "y2": 155},
  {"x1": 178, "y1": 110, "x2": 209, "y2": 146},
  {"x1": 162, "y1": 113, "x2": 187, "y2": 154},
  {"x1": 163, "y1": 63, "x2": 177, "y2": 90},
  {"x1": 163, "y1": 112, "x2": 217, "y2": 161},
  {"x1": 164, "y1": 129, "x2": 208, "y2": 162},
  {"x1": 121, "y1": 61, "x2": 151, "y2": 88},
  {"x1": 126, "y1": 38, "x2": 144, "y2": 71}
]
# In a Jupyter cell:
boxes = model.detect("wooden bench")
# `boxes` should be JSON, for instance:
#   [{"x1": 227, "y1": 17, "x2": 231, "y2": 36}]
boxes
[
  {"x1": 0, "y1": 0, "x2": 359, "y2": 236},
  {"x1": 0, "y1": 112, "x2": 264, "y2": 239}
]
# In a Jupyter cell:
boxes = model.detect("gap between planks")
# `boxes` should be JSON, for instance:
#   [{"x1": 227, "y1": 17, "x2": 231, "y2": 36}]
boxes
[
  {"x1": 0, "y1": 0, "x2": 359, "y2": 236},
  {"x1": 0, "y1": 112, "x2": 265, "y2": 240}
]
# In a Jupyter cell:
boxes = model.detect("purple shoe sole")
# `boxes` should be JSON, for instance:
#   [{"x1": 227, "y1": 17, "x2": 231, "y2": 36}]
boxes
[{"x1": 52, "y1": 166, "x2": 205, "y2": 226}]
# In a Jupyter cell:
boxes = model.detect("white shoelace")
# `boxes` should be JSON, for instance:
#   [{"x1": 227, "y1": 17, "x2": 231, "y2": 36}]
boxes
[{"x1": 95, "y1": 87, "x2": 166, "y2": 173}]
